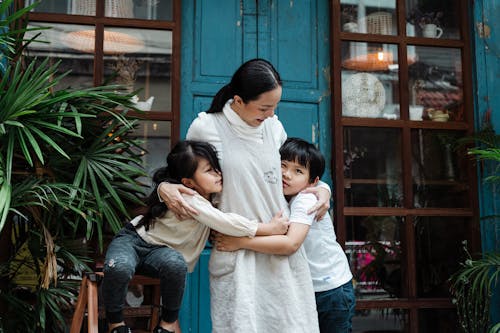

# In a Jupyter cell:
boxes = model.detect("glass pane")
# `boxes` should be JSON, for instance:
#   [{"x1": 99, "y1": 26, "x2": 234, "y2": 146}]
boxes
[
  {"x1": 25, "y1": 23, "x2": 95, "y2": 89},
  {"x1": 353, "y1": 309, "x2": 408, "y2": 332},
  {"x1": 408, "y1": 46, "x2": 463, "y2": 122},
  {"x1": 105, "y1": 0, "x2": 173, "y2": 20},
  {"x1": 103, "y1": 27, "x2": 172, "y2": 112},
  {"x1": 346, "y1": 216, "x2": 404, "y2": 299},
  {"x1": 341, "y1": 42, "x2": 399, "y2": 119},
  {"x1": 28, "y1": 0, "x2": 71, "y2": 14},
  {"x1": 131, "y1": 120, "x2": 171, "y2": 188},
  {"x1": 414, "y1": 216, "x2": 469, "y2": 297},
  {"x1": 412, "y1": 130, "x2": 469, "y2": 208},
  {"x1": 344, "y1": 128, "x2": 403, "y2": 207},
  {"x1": 406, "y1": 0, "x2": 461, "y2": 39},
  {"x1": 340, "y1": 0, "x2": 397, "y2": 35},
  {"x1": 418, "y1": 308, "x2": 459, "y2": 332}
]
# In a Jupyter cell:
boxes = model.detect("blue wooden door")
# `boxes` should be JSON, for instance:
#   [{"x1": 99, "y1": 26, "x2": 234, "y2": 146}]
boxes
[{"x1": 179, "y1": 1, "x2": 330, "y2": 331}]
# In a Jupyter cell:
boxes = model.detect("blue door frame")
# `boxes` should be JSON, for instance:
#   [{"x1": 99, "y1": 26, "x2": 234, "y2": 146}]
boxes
[{"x1": 179, "y1": 1, "x2": 330, "y2": 331}]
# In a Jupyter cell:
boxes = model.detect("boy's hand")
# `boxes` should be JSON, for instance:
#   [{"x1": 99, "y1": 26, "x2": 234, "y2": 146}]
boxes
[
  {"x1": 268, "y1": 210, "x2": 290, "y2": 235},
  {"x1": 214, "y1": 233, "x2": 243, "y2": 252}
]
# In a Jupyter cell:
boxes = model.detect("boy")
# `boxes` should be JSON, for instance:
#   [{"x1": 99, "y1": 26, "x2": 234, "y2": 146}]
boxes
[{"x1": 214, "y1": 137, "x2": 356, "y2": 332}]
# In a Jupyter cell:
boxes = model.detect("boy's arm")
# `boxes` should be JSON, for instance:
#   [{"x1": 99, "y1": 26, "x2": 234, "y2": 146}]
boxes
[{"x1": 214, "y1": 222, "x2": 310, "y2": 255}]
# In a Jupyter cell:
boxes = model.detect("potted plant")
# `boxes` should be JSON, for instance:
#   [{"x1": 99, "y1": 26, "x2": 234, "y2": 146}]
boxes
[
  {"x1": 0, "y1": 1, "x2": 148, "y2": 332},
  {"x1": 449, "y1": 115, "x2": 500, "y2": 333},
  {"x1": 406, "y1": 7, "x2": 444, "y2": 38}
]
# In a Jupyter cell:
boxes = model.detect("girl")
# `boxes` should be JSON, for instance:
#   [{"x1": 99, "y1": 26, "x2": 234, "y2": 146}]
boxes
[
  {"x1": 159, "y1": 59, "x2": 330, "y2": 332},
  {"x1": 101, "y1": 140, "x2": 288, "y2": 333}
]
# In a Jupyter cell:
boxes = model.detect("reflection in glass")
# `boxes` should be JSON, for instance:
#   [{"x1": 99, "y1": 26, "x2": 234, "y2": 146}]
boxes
[
  {"x1": 414, "y1": 217, "x2": 468, "y2": 298},
  {"x1": 405, "y1": 0, "x2": 461, "y2": 39},
  {"x1": 408, "y1": 46, "x2": 463, "y2": 122},
  {"x1": 341, "y1": 42, "x2": 399, "y2": 119},
  {"x1": 346, "y1": 216, "x2": 403, "y2": 299},
  {"x1": 25, "y1": 23, "x2": 95, "y2": 89},
  {"x1": 411, "y1": 130, "x2": 469, "y2": 208},
  {"x1": 340, "y1": 0, "x2": 397, "y2": 35},
  {"x1": 418, "y1": 309, "x2": 459, "y2": 332},
  {"x1": 103, "y1": 28, "x2": 172, "y2": 112},
  {"x1": 353, "y1": 309, "x2": 408, "y2": 332},
  {"x1": 27, "y1": 0, "x2": 173, "y2": 20},
  {"x1": 344, "y1": 128, "x2": 403, "y2": 207},
  {"x1": 131, "y1": 120, "x2": 171, "y2": 188}
]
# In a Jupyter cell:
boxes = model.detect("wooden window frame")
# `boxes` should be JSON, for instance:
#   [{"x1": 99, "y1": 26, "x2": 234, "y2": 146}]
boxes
[{"x1": 330, "y1": 0, "x2": 479, "y2": 331}]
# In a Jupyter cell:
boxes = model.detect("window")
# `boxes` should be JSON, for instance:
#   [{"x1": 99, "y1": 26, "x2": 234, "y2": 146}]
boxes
[
  {"x1": 26, "y1": 0, "x2": 180, "y2": 180},
  {"x1": 333, "y1": 0, "x2": 475, "y2": 331}
]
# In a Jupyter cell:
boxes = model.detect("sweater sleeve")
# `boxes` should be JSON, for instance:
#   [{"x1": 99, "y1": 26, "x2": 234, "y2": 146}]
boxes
[{"x1": 185, "y1": 193, "x2": 258, "y2": 237}]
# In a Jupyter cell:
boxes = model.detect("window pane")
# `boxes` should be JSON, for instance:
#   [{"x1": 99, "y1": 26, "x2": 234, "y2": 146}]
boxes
[
  {"x1": 340, "y1": 0, "x2": 397, "y2": 35},
  {"x1": 25, "y1": 23, "x2": 95, "y2": 89},
  {"x1": 411, "y1": 130, "x2": 470, "y2": 208},
  {"x1": 103, "y1": 27, "x2": 172, "y2": 112},
  {"x1": 344, "y1": 128, "x2": 403, "y2": 207},
  {"x1": 28, "y1": 0, "x2": 173, "y2": 20},
  {"x1": 418, "y1": 308, "x2": 459, "y2": 332},
  {"x1": 408, "y1": 46, "x2": 463, "y2": 122},
  {"x1": 131, "y1": 120, "x2": 171, "y2": 188},
  {"x1": 341, "y1": 42, "x2": 399, "y2": 119},
  {"x1": 406, "y1": 0, "x2": 461, "y2": 39},
  {"x1": 105, "y1": 0, "x2": 173, "y2": 20},
  {"x1": 353, "y1": 309, "x2": 408, "y2": 332},
  {"x1": 414, "y1": 216, "x2": 469, "y2": 297},
  {"x1": 346, "y1": 216, "x2": 404, "y2": 299}
]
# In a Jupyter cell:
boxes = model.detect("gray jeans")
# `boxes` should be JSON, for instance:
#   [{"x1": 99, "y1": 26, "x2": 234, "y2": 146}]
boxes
[{"x1": 101, "y1": 224, "x2": 187, "y2": 324}]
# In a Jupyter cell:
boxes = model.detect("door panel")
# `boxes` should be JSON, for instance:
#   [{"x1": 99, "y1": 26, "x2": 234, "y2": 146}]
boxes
[{"x1": 180, "y1": 1, "x2": 330, "y2": 331}]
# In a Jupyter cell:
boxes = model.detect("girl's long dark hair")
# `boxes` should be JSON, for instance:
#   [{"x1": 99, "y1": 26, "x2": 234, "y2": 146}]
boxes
[
  {"x1": 137, "y1": 140, "x2": 221, "y2": 230},
  {"x1": 207, "y1": 58, "x2": 282, "y2": 113}
]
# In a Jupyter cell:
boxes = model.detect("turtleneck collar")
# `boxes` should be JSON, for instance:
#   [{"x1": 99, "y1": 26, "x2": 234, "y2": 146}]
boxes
[{"x1": 222, "y1": 99, "x2": 265, "y2": 143}]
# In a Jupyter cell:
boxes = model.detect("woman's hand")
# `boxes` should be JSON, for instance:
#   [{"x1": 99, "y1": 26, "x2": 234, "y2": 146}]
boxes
[
  {"x1": 158, "y1": 182, "x2": 199, "y2": 219},
  {"x1": 268, "y1": 210, "x2": 290, "y2": 235},
  {"x1": 301, "y1": 186, "x2": 330, "y2": 220},
  {"x1": 213, "y1": 232, "x2": 243, "y2": 252}
]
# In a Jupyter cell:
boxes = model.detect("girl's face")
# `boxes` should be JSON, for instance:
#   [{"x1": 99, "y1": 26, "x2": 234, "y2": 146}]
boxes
[
  {"x1": 183, "y1": 157, "x2": 222, "y2": 199},
  {"x1": 232, "y1": 86, "x2": 282, "y2": 127}
]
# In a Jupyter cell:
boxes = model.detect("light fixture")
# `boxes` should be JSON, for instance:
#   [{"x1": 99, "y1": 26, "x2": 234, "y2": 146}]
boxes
[{"x1": 62, "y1": 30, "x2": 143, "y2": 54}]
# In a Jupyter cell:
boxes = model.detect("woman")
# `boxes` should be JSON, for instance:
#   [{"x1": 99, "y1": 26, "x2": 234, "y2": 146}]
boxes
[{"x1": 159, "y1": 59, "x2": 330, "y2": 332}]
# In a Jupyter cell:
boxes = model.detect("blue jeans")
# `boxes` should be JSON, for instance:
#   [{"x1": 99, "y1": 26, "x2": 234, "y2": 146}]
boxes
[
  {"x1": 101, "y1": 224, "x2": 187, "y2": 324},
  {"x1": 315, "y1": 280, "x2": 356, "y2": 333}
]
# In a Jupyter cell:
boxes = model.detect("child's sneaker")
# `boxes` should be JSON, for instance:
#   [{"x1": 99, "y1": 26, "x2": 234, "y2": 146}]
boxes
[
  {"x1": 110, "y1": 325, "x2": 131, "y2": 333},
  {"x1": 153, "y1": 325, "x2": 175, "y2": 333}
]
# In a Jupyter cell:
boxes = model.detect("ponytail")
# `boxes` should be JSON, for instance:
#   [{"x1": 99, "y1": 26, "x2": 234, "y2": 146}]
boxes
[{"x1": 207, "y1": 84, "x2": 233, "y2": 113}]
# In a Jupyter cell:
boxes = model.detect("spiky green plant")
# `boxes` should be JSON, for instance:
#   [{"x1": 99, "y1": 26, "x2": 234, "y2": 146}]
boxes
[{"x1": 0, "y1": 1, "x2": 148, "y2": 331}]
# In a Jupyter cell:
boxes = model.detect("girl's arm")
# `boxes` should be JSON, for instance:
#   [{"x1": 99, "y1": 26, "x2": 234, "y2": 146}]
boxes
[
  {"x1": 213, "y1": 222, "x2": 310, "y2": 255},
  {"x1": 186, "y1": 194, "x2": 289, "y2": 237}
]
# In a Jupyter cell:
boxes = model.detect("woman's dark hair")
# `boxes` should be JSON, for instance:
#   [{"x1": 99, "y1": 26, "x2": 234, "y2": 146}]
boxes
[
  {"x1": 279, "y1": 137, "x2": 325, "y2": 183},
  {"x1": 138, "y1": 140, "x2": 221, "y2": 230},
  {"x1": 207, "y1": 58, "x2": 282, "y2": 113}
]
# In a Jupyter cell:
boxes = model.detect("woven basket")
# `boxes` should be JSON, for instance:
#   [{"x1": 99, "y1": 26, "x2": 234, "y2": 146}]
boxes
[
  {"x1": 73, "y1": 0, "x2": 133, "y2": 18},
  {"x1": 361, "y1": 11, "x2": 393, "y2": 35}
]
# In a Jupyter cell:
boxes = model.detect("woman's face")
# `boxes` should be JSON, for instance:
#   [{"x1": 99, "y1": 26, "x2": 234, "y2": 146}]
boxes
[{"x1": 233, "y1": 86, "x2": 282, "y2": 127}]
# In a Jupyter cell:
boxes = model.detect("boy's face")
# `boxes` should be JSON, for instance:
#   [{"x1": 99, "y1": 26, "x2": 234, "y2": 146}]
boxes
[{"x1": 281, "y1": 159, "x2": 312, "y2": 196}]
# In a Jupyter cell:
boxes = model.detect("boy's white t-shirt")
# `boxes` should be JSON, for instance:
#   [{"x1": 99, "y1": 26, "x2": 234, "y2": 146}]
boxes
[{"x1": 289, "y1": 192, "x2": 353, "y2": 292}]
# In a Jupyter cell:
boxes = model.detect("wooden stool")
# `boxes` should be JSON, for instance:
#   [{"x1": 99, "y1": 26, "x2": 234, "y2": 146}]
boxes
[{"x1": 70, "y1": 272, "x2": 161, "y2": 333}]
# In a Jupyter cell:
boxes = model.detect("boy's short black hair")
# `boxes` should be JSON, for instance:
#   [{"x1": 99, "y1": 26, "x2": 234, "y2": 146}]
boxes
[{"x1": 279, "y1": 137, "x2": 325, "y2": 183}]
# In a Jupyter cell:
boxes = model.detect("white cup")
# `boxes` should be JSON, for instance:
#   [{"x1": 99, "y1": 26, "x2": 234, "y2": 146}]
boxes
[
  {"x1": 343, "y1": 22, "x2": 358, "y2": 33},
  {"x1": 422, "y1": 24, "x2": 443, "y2": 38},
  {"x1": 409, "y1": 106, "x2": 424, "y2": 121}
]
